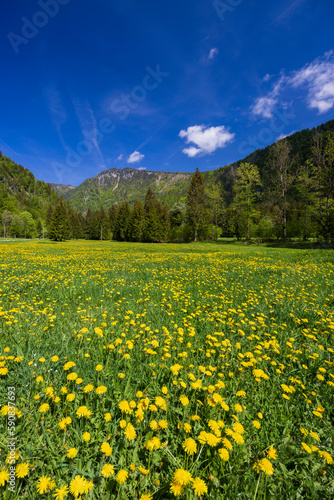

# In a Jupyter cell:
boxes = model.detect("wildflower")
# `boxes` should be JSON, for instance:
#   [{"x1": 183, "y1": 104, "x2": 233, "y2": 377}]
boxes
[
  {"x1": 233, "y1": 422, "x2": 244, "y2": 434},
  {"x1": 101, "y1": 464, "x2": 114, "y2": 478},
  {"x1": 254, "y1": 458, "x2": 274, "y2": 475},
  {"x1": 67, "y1": 448, "x2": 78, "y2": 459},
  {"x1": 37, "y1": 476, "x2": 54, "y2": 494},
  {"x1": 218, "y1": 447, "x2": 229, "y2": 461},
  {"x1": 101, "y1": 442, "x2": 112, "y2": 456},
  {"x1": 53, "y1": 484, "x2": 69, "y2": 499},
  {"x1": 105, "y1": 412, "x2": 112, "y2": 421},
  {"x1": 116, "y1": 469, "x2": 128, "y2": 485},
  {"x1": 253, "y1": 420, "x2": 261, "y2": 429},
  {"x1": 0, "y1": 467, "x2": 9, "y2": 486},
  {"x1": 139, "y1": 494, "x2": 152, "y2": 500},
  {"x1": 66, "y1": 394, "x2": 75, "y2": 402},
  {"x1": 179, "y1": 395, "x2": 189, "y2": 406},
  {"x1": 124, "y1": 423, "x2": 137, "y2": 441},
  {"x1": 309, "y1": 431, "x2": 320, "y2": 441},
  {"x1": 69, "y1": 475, "x2": 88, "y2": 498},
  {"x1": 267, "y1": 445, "x2": 278, "y2": 459},
  {"x1": 318, "y1": 450, "x2": 333, "y2": 464},
  {"x1": 15, "y1": 463, "x2": 29, "y2": 478},
  {"x1": 183, "y1": 438, "x2": 197, "y2": 455},
  {"x1": 119, "y1": 400, "x2": 132, "y2": 414},
  {"x1": 222, "y1": 437, "x2": 233, "y2": 450},
  {"x1": 183, "y1": 422, "x2": 192, "y2": 433},
  {"x1": 96, "y1": 364, "x2": 103, "y2": 371},
  {"x1": 158, "y1": 419, "x2": 168, "y2": 429},
  {"x1": 36, "y1": 376, "x2": 44, "y2": 382},
  {"x1": 192, "y1": 477, "x2": 208, "y2": 496},
  {"x1": 67, "y1": 372, "x2": 78, "y2": 381},
  {"x1": 138, "y1": 466, "x2": 150, "y2": 475},
  {"x1": 51, "y1": 356, "x2": 59, "y2": 362},
  {"x1": 301, "y1": 442, "x2": 312, "y2": 454},
  {"x1": 39, "y1": 403, "x2": 50, "y2": 413},
  {"x1": 170, "y1": 481, "x2": 183, "y2": 496},
  {"x1": 96, "y1": 386, "x2": 107, "y2": 395},
  {"x1": 82, "y1": 432, "x2": 90, "y2": 442},
  {"x1": 76, "y1": 406, "x2": 93, "y2": 418},
  {"x1": 173, "y1": 469, "x2": 193, "y2": 486},
  {"x1": 83, "y1": 384, "x2": 94, "y2": 393}
]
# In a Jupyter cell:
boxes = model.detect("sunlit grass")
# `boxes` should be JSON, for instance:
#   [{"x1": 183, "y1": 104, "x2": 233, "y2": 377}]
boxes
[{"x1": 0, "y1": 240, "x2": 333, "y2": 499}]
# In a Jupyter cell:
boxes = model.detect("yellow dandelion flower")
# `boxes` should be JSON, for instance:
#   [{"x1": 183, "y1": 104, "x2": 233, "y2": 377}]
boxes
[
  {"x1": 101, "y1": 464, "x2": 114, "y2": 478},
  {"x1": 116, "y1": 469, "x2": 128, "y2": 485},
  {"x1": 183, "y1": 438, "x2": 197, "y2": 455},
  {"x1": 192, "y1": 477, "x2": 208, "y2": 496}
]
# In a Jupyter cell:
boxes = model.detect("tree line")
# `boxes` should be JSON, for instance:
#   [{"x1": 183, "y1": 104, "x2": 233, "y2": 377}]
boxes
[{"x1": 1, "y1": 129, "x2": 334, "y2": 244}]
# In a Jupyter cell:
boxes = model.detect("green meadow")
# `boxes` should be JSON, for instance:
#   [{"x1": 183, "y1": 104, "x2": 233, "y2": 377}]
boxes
[{"x1": 0, "y1": 240, "x2": 333, "y2": 499}]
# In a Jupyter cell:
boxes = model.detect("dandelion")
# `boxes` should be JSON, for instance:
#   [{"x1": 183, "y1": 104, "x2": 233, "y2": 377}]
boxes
[
  {"x1": 0, "y1": 467, "x2": 9, "y2": 486},
  {"x1": 179, "y1": 395, "x2": 189, "y2": 406},
  {"x1": 82, "y1": 432, "x2": 90, "y2": 442},
  {"x1": 67, "y1": 448, "x2": 78, "y2": 459},
  {"x1": 173, "y1": 469, "x2": 193, "y2": 486},
  {"x1": 267, "y1": 445, "x2": 278, "y2": 460},
  {"x1": 218, "y1": 447, "x2": 229, "y2": 461},
  {"x1": 53, "y1": 484, "x2": 69, "y2": 500},
  {"x1": 170, "y1": 481, "x2": 183, "y2": 496},
  {"x1": 301, "y1": 442, "x2": 312, "y2": 454},
  {"x1": 96, "y1": 386, "x2": 107, "y2": 395},
  {"x1": 116, "y1": 469, "x2": 128, "y2": 485},
  {"x1": 139, "y1": 494, "x2": 152, "y2": 500},
  {"x1": 105, "y1": 412, "x2": 112, "y2": 421},
  {"x1": 39, "y1": 403, "x2": 50, "y2": 413},
  {"x1": 15, "y1": 463, "x2": 29, "y2": 478},
  {"x1": 192, "y1": 477, "x2": 208, "y2": 496},
  {"x1": 138, "y1": 466, "x2": 149, "y2": 475},
  {"x1": 95, "y1": 364, "x2": 103, "y2": 371},
  {"x1": 37, "y1": 476, "x2": 54, "y2": 494},
  {"x1": 101, "y1": 442, "x2": 112, "y2": 456},
  {"x1": 69, "y1": 475, "x2": 88, "y2": 498},
  {"x1": 183, "y1": 438, "x2": 197, "y2": 455},
  {"x1": 101, "y1": 464, "x2": 114, "y2": 478},
  {"x1": 124, "y1": 422, "x2": 137, "y2": 441},
  {"x1": 253, "y1": 420, "x2": 261, "y2": 429},
  {"x1": 83, "y1": 384, "x2": 94, "y2": 393}
]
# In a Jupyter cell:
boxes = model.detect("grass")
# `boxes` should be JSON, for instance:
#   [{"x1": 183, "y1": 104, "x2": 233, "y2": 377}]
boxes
[{"x1": 0, "y1": 240, "x2": 333, "y2": 499}]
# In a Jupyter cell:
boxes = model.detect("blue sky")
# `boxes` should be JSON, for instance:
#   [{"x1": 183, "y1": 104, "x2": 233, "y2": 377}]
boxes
[{"x1": 0, "y1": 0, "x2": 334, "y2": 185}]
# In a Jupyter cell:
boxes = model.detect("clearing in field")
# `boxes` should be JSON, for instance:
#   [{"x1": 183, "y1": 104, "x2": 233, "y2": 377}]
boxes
[{"x1": 0, "y1": 240, "x2": 333, "y2": 499}]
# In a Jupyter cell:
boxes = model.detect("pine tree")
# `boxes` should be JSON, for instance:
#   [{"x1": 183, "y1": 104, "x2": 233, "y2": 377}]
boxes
[
  {"x1": 128, "y1": 200, "x2": 145, "y2": 242},
  {"x1": 186, "y1": 168, "x2": 206, "y2": 242},
  {"x1": 113, "y1": 201, "x2": 130, "y2": 241},
  {"x1": 98, "y1": 205, "x2": 109, "y2": 240},
  {"x1": 108, "y1": 204, "x2": 119, "y2": 236},
  {"x1": 48, "y1": 201, "x2": 72, "y2": 241},
  {"x1": 143, "y1": 188, "x2": 162, "y2": 242}
]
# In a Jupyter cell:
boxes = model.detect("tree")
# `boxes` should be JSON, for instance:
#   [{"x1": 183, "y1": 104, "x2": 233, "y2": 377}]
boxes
[
  {"x1": 233, "y1": 162, "x2": 262, "y2": 241},
  {"x1": 113, "y1": 202, "x2": 130, "y2": 241},
  {"x1": 266, "y1": 140, "x2": 297, "y2": 241},
  {"x1": 11, "y1": 215, "x2": 23, "y2": 238},
  {"x1": 108, "y1": 204, "x2": 119, "y2": 237},
  {"x1": 323, "y1": 132, "x2": 334, "y2": 242},
  {"x1": 36, "y1": 219, "x2": 43, "y2": 239},
  {"x1": 143, "y1": 188, "x2": 163, "y2": 242},
  {"x1": 128, "y1": 200, "x2": 145, "y2": 242},
  {"x1": 2, "y1": 210, "x2": 12, "y2": 238},
  {"x1": 295, "y1": 160, "x2": 317, "y2": 240},
  {"x1": 48, "y1": 201, "x2": 72, "y2": 241},
  {"x1": 98, "y1": 206, "x2": 109, "y2": 241},
  {"x1": 19, "y1": 211, "x2": 35, "y2": 238},
  {"x1": 186, "y1": 168, "x2": 206, "y2": 242},
  {"x1": 206, "y1": 180, "x2": 224, "y2": 241}
]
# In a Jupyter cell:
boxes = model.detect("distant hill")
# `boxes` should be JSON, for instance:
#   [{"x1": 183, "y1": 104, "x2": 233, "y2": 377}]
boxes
[
  {"x1": 0, "y1": 152, "x2": 62, "y2": 219},
  {"x1": 51, "y1": 168, "x2": 192, "y2": 212},
  {"x1": 50, "y1": 119, "x2": 334, "y2": 212}
]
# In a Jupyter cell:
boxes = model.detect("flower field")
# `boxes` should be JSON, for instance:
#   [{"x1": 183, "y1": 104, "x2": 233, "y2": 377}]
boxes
[{"x1": 0, "y1": 240, "x2": 333, "y2": 499}]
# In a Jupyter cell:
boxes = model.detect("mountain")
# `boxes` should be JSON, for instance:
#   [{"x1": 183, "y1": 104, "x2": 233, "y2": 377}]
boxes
[
  {"x1": 50, "y1": 119, "x2": 334, "y2": 213},
  {"x1": 52, "y1": 168, "x2": 192, "y2": 212},
  {"x1": 0, "y1": 152, "x2": 62, "y2": 219}
]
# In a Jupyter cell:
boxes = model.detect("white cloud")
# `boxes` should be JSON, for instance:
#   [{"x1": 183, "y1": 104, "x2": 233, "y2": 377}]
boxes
[
  {"x1": 276, "y1": 130, "x2": 296, "y2": 141},
  {"x1": 288, "y1": 51, "x2": 334, "y2": 113},
  {"x1": 117, "y1": 154, "x2": 123, "y2": 160},
  {"x1": 179, "y1": 125, "x2": 235, "y2": 157},
  {"x1": 251, "y1": 51, "x2": 334, "y2": 118},
  {"x1": 137, "y1": 166, "x2": 146, "y2": 170},
  {"x1": 127, "y1": 151, "x2": 145, "y2": 163},
  {"x1": 208, "y1": 48, "x2": 218, "y2": 60},
  {"x1": 251, "y1": 96, "x2": 278, "y2": 119},
  {"x1": 263, "y1": 73, "x2": 271, "y2": 82}
]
